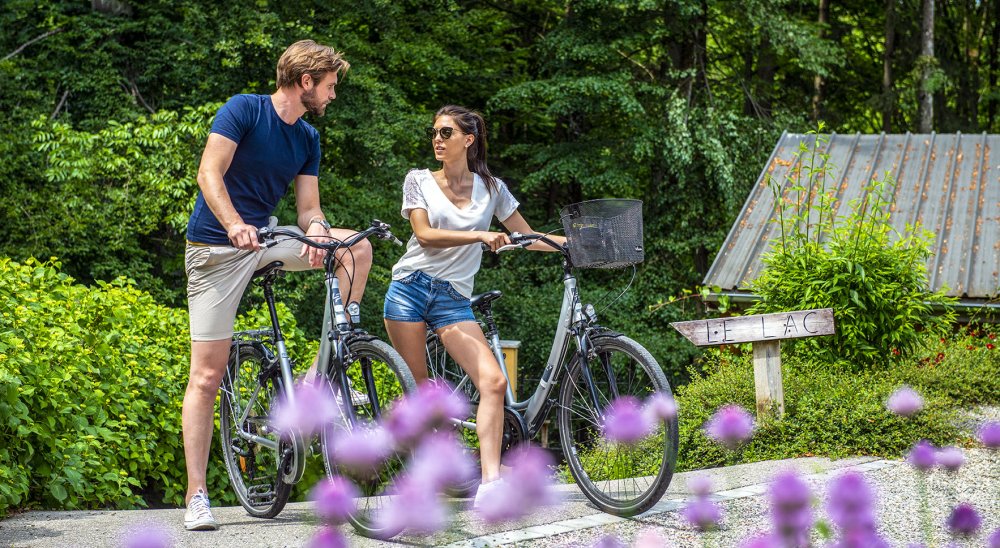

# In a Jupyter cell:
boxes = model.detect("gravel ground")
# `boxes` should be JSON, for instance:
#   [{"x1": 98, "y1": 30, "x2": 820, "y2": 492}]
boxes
[{"x1": 511, "y1": 408, "x2": 1000, "y2": 548}]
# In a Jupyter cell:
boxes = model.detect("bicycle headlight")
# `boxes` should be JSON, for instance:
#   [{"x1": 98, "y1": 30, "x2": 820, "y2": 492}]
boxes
[{"x1": 583, "y1": 303, "x2": 598, "y2": 324}]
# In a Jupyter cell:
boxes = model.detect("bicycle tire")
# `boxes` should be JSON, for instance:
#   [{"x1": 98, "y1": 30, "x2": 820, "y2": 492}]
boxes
[
  {"x1": 425, "y1": 333, "x2": 481, "y2": 498},
  {"x1": 557, "y1": 335, "x2": 678, "y2": 517},
  {"x1": 219, "y1": 344, "x2": 293, "y2": 518},
  {"x1": 320, "y1": 338, "x2": 417, "y2": 539}
]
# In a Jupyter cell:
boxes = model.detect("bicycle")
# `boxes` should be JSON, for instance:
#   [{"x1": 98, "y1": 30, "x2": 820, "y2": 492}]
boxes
[
  {"x1": 218, "y1": 218, "x2": 417, "y2": 537},
  {"x1": 425, "y1": 199, "x2": 679, "y2": 516}
]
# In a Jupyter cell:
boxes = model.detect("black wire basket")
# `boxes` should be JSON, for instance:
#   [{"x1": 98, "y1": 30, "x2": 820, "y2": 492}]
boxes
[{"x1": 559, "y1": 199, "x2": 644, "y2": 269}]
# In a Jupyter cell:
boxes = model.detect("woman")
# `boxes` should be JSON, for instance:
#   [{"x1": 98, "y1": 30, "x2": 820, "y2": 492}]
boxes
[{"x1": 383, "y1": 105, "x2": 564, "y2": 507}]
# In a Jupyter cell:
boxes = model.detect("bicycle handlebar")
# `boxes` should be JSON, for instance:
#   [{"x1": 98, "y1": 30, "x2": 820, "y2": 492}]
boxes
[
  {"x1": 257, "y1": 219, "x2": 404, "y2": 252},
  {"x1": 483, "y1": 232, "x2": 566, "y2": 255}
]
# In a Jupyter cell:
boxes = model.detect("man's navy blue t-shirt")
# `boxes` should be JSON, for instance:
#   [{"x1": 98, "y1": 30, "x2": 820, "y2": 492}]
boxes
[{"x1": 186, "y1": 94, "x2": 321, "y2": 245}]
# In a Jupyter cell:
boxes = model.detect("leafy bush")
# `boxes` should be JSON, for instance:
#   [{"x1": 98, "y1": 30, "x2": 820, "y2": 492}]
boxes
[
  {"x1": 672, "y1": 337, "x2": 998, "y2": 472},
  {"x1": 0, "y1": 258, "x2": 316, "y2": 515},
  {"x1": 747, "y1": 132, "x2": 954, "y2": 368}
]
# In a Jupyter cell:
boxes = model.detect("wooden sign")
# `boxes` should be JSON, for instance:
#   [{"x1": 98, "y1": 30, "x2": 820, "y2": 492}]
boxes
[
  {"x1": 671, "y1": 309, "x2": 836, "y2": 419},
  {"x1": 670, "y1": 308, "x2": 835, "y2": 346}
]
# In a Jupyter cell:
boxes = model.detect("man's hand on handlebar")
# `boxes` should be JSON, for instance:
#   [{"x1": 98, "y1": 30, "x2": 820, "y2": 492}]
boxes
[
  {"x1": 228, "y1": 222, "x2": 261, "y2": 251},
  {"x1": 301, "y1": 221, "x2": 331, "y2": 267}
]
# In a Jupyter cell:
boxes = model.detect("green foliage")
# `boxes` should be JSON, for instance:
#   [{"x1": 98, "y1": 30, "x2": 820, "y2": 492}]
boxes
[
  {"x1": 0, "y1": 258, "x2": 316, "y2": 515},
  {"x1": 673, "y1": 338, "x2": 994, "y2": 472},
  {"x1": 748, "y1": 132, "x2": 955, "y2": 368}
]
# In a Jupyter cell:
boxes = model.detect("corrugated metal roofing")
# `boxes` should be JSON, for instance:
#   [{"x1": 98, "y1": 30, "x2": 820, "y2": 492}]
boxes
[{"x1": 704, "y1": 132, "x2": 1000, "y2": 300}]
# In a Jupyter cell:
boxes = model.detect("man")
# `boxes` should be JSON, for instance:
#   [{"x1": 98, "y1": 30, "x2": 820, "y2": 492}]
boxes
[{"x1": 181, "y1": 40, "x2": 370, "y2": 531}]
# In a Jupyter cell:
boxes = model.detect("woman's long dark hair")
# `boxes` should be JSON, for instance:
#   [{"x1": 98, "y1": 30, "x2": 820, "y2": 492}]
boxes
[{"x1": 434, "y1": 105, "x2": 498, "y2": 194}]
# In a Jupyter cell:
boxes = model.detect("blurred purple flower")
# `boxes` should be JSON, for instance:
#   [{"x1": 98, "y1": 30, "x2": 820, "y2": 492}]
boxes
[
  {"x1": 310, "y1": 476, "x2": 358, "y2": 525},
  {"x1": 384, "y1": 381, "x2": 469, "y2": 447},
  {"x1": 826, "y1": 471, "x2": 888, "y2": 548},
  {"x1": 738, "y1": 534, "x2": 781, "y2": 548},
  {"x1": 375, "y1": 476, "x2": 449, "y2": 534},
  {"x1": 643, "y1": 392, "x2": 679, "y2": 423},
  {"x1": 906, "y1": 440, "x2": 937, "y2": 472},
  {"x1": 886, "y1": 386, "x2": 924, "y2": 417},
  {"x1": 475, "y1": 445, "x2": 560, "y2": 523},
  {"x1": 935, "y1": 446, "x2": 965, "y2": 472},
  {"x1": 123, "y1": 525, "x2": 172, "y2": 548},
  {"x1": 945, "y1": 503, "x2": 981, "y2": 537},
  {"x1": 602, "y1": 396, "x2": 654, "y2": 444},
  {"x1": 682, "y1": 498, "x2": 722, "y2": 532},
  {"x1": 978, "y1": 421, "x2": 1000, "y2": 449},
  {"x1": 590, "y1": 535, "x2": 627, "y2": 548},
  {"x1": 687, "y1": 474, "x2": 714, "y2": 498},
  {"x1": 768, "y1": 472, "x2": 813, "y2": 548},
  {"x1": 272, "y1": 379, "x2": 340, "y2": 437},
  {"x1": 987, "y1": 527, "x2": 1000, "y2": 548},
  {"x1": 307, "y1": 526, "x2": 347, "y2": 548},
  {"x1": 704, "y1": 404, "x2": 755, "y2": 450},
  {"x1": 633, "y1": 528, "x2": 667, "y2": 548},
  {"x1": 407, "y1": 432, "x2": 477, "y2": 491},
  {"x1": 328, "y1": 425, "x2": 394, "y2": 477}
]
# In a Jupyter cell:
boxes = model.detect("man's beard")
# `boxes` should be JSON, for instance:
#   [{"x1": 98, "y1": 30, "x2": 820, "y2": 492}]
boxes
[{"x1": 301, "y1": 88, "x2": 327, "y2": 116}]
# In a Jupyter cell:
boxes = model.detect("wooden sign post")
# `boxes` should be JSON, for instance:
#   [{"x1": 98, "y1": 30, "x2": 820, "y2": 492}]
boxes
[{"x1": 671, "y1": 309, "x2": 835, "y2": 418}]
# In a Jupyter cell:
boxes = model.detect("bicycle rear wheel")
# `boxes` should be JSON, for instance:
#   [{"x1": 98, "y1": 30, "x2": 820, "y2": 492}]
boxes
[
  {"x1": 320, "y1": 338, "x2": 417, "y2": 539},
  {"x1": 219, "y1": 344, "x2": 292, "y2": 518},
  {"x1": 557, "y1": 334, "x2": 678, "y2": 517}
]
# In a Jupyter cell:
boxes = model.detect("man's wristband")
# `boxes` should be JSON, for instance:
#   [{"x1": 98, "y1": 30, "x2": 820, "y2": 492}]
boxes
[{"x1": 309, "y1": 217, "x2": 331, "y2": 230}]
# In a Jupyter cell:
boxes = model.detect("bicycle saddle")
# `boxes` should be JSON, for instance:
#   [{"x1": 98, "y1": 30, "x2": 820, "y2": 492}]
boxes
[
  {"x1": 252, "y1": 261, "x2": 284, "y2": 279},
  {"x1": 471, "y1": 290, "x2": 503, "y2": 309}
]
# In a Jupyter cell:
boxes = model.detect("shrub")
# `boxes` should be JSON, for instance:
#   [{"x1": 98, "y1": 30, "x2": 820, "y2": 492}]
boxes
[
  {"x1": 0, "y1": 258, "x2": 316, "y2": 515},
  {"x1": 747, "y1": 131, "x2": 954, "y2": 368}
]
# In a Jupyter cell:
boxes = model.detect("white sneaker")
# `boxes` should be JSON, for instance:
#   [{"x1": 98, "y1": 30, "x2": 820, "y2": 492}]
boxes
[
  {"x1": 473, "y1": 478, "x2": 506, "y2": 510},
  {"x1": 184, "y1": 489, "x2": 219, "y2": 531}
]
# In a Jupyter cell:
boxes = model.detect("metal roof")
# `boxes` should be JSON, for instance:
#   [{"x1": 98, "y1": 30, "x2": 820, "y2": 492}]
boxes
[{"x1": 704, "y1": 132, "x2": 1000, "y2": 301}]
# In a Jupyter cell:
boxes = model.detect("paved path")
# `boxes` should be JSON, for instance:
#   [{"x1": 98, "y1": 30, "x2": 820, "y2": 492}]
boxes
[{"x1": 0, "y1": 455, "x2": 883, "y2": 547}]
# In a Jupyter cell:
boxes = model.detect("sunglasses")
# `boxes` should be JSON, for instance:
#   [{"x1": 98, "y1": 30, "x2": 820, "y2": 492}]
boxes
[{"x1": 426, "y1": 126, "x2": 460, "y2": 140}]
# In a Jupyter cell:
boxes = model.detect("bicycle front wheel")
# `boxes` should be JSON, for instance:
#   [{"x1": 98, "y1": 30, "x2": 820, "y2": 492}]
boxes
[
  {"x1": 320, "y1": 338, "x2": 417, "y2": 539},
  {"x1": 557, "y1": 335, "x2": 678, "y2": 516},
  {"x1": 219, "y1": 344, "x2": 292, "y2": 518}
]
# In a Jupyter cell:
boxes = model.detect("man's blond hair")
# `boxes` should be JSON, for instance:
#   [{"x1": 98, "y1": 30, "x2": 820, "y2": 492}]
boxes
[{"x1": 276, "y1": 40, "x2": 350, "y2": 89}]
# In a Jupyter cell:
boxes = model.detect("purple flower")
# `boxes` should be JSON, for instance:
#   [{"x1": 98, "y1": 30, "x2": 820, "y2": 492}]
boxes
[
  {"x1": 307, "y1": 526, "x2": 348, "y2": 548},
  {"x1": 906, "y1": 440, "x2": 937, "y2": 472},
  {"x1": 328, "y1": 425, "x2": 394, "y2": 477},
  {"x1": 987, "y1": 527, "x2": 1000, "y2": 548},
  {"x1": 384, "y1": 381, "x2": 469, "y2": 447},
  {"x1": 633, "y1": 528, "x2": 667, "y2": 548},
  {"x1": 704, "y1": 404, "x2": 755, "y2": 450},
  {"x1": 602, "y1": 396, "x2": 654, "y2": 444},
  {"x1": 643, "y1": 392, "x2": 679, "y2": 422},
  {"x1": 738, "y1": 534, "x2": 781, "y2": 548},
  {"x1": 375, "y1": 476, "x2": 450, "y2": 534},
  {"x1": 272, "y1": 379, "x2": 340, "y2": 437},
  {"x1": 768, "y1": 472, "x2": 813, "y2": 548},
  {"x1": 407, "y1": 432, "x2": 477, "y2": 491},
  {"x1": 123, "y1": 525, "x2": 172, "y2": 548},
  {"x1": 935, "y1": 446, "x2": 965, "y2": 472},
  {"x1": 687, "y1": 474, "x2": 714, "y2": 498},
  {"x1": 978, "y1": 421, "x2": 1000, "y2": 449},
  {"x1": 682, "y1": 498, "x2": 722, "y2": 532},
  {"x1": 945, "y1": 503, "x2": 981, "y2": 537},
  {"x1": 886, "y1": 385, "x2": 924, "y2": 417},
  {"x1": 310, "y1": 476, "x2": 358, "y2": 525},
  {"x1": 826, "y1": 472, "x2": 879, "y2": 538},
  {"x1": 590, "y1": 535, "x2": 627, "y2": 548},
  {"x1": 475, "y1": 445, "x2": 560, "y2": 523}
]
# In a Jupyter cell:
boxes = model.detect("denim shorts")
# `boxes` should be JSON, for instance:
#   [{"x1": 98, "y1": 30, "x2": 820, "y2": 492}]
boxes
[{"x1": 383, "y1": 270, "x2": 476, "y2": 331}]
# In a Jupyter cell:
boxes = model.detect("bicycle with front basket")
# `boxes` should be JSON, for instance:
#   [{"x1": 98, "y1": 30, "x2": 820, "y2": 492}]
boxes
[
  {"x1": 218, "y1": 218, "x2": 416, "y2": 537},
  {"x1": 425, "y1": 199, "x2": 679, "y2": 516}
]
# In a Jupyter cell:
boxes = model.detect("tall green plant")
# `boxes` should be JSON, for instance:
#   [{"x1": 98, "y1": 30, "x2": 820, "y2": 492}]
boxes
[{"x1": 748, "y1": 130, "x2": 955, "y2": 368}]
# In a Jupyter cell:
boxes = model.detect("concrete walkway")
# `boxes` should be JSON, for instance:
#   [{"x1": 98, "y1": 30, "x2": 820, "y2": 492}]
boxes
[{"x1": 0, "y1": 455, "x2": 882, "y2": 547}]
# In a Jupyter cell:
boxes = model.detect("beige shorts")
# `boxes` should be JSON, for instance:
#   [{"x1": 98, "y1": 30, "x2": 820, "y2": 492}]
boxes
[{"x1": 185, "y1": 226, "x2": 316, "y2": 341}]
